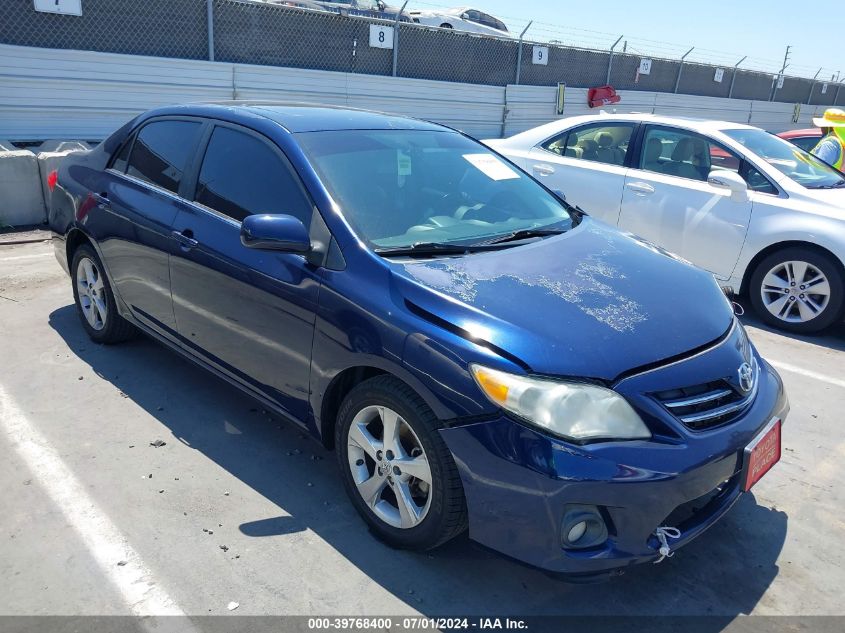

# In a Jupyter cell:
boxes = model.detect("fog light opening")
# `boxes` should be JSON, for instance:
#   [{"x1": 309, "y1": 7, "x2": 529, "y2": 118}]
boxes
[{"x1": 561, "y1": 505, "x2": 609, "y2": 550}]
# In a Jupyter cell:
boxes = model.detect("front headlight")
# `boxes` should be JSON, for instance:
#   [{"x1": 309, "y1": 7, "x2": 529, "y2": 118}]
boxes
[{"x1": 470, "y1": 364, "x2": 651, "y2": 441}]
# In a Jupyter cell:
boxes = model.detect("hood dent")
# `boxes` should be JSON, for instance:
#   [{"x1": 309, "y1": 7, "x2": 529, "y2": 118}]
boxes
[{"x1": 404, "y1": 227, "x2": 648, "y2": 334}]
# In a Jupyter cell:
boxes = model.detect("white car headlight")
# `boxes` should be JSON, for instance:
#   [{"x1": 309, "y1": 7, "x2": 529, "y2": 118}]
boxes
[{"x1": 470, "y1": 364, "x2": 651, "y2": 441}]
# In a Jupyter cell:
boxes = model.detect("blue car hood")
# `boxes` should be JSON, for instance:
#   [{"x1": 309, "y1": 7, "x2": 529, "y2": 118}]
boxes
[{"x1": 391, "y1": 219, "x2": 733, "y2": 381}]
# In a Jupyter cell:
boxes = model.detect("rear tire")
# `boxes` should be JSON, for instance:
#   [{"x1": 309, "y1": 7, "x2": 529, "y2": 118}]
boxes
[
  {"x1": 748, "y1": 247, "x2": 844, "y2": 334},
  {"x1": 335, "y1": 375, "x2": 467, "y2": 550},
  {"x1": 71, "y1": 244, "x2": 137, "y2": 344}
]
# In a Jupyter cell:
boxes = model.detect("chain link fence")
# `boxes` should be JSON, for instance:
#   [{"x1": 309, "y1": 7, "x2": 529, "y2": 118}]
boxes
[
  {"x1": 2, "y1": 0, "x2": 844, "y2": 107},
  {"x1": 0, "y1": 0, "x2": 209, "y2": 59}
]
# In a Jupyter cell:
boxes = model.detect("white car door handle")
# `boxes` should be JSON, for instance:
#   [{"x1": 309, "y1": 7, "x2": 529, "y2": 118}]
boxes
[
  {"x1": 533, "y1": 164, "x2": 555, "y2": 176},
  {"x1": 625, "y1": 182, "x2": 655, "y2": 195}
]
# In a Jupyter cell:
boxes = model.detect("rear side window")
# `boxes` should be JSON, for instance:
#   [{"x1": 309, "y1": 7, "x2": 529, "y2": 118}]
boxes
[
  {"x1": 126, "y1": 120, "x2": 202, "y2": 194},
  {"x1": 110, "y1": 136, "x2": 133, "y2": 173},
  {"x1": 542, "y1": 123, "x2": 635, "y2": 166},
  {"x1": 194, "y1": 126, "x2": 311, "y2": 224}
]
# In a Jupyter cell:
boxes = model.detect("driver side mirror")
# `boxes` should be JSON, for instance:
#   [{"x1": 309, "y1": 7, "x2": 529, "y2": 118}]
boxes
[
  {"x1": 241, "y1": 214, "x2": 311, "y2": 253},
  {"x1": 707, "y1": 170, "x2": 748, "y2": 202}
]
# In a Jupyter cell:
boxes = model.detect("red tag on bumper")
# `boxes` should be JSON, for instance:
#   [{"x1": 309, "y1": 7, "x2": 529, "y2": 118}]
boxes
[{"x1": 743, "y1": 418, "x2": 781, "y2": 492}]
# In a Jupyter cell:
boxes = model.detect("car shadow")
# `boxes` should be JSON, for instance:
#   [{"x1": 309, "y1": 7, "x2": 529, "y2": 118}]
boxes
[{"x1": 49, "y1": 304, "x2": 787, "y2": 623}]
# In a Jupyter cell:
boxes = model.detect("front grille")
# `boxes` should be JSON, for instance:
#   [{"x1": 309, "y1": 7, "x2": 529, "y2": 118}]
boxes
[{"x1": 652, "y1": 361, "x2": 758, "y2": 431}]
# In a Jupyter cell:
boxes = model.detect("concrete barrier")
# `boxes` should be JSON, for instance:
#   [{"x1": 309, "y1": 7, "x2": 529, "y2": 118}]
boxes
[
  {"x1": 0, "y1": 149, "x2": 46, "y2": 227},
  {"x1": 36, "y1": 149, "x2": 88, "y2": 218},
  {"x1": 36, "y1": 140, "x2": 91, "y2": 153}
]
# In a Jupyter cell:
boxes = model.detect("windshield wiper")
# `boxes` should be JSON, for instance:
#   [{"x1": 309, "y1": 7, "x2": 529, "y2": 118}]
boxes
[
  {"x1": 806, "y1": 180, "x2": 845, "y2": 189},
  {"x1": 375, "y1": 241, "x2": 513, "y2": 258},
  {"x1": 479, "y1": 226, "x2": 567, "y2": 246}
]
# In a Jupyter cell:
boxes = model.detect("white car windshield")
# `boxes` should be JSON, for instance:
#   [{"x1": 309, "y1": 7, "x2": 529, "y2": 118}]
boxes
[
  {"x1": 723, "y1": 128, "x2": 845, "y2": 189},
  {"x1": 296, "y1": 129, "x2": 575, "y2": 251}
]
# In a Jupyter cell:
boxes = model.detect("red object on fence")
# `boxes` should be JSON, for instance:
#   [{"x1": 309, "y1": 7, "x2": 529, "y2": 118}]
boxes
[{"x1": 588, "y1": 85, "x2": 621, "y2": 108}]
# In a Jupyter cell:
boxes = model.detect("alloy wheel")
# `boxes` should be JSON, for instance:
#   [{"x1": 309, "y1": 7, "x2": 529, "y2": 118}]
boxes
[
  {"x1": 760, "y1": 260, "x2": 831, "y2": 324},
  {"x1": 76, "y1": 257, "x2": 107, "y2": 331},
  {"x1": 346, "y1": 405, "x2": 433, "y2": 529}
]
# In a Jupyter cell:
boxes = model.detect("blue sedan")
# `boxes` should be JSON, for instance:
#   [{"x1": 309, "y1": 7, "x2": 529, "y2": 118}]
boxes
[{"x1": 47, "y1": 103, "x2": 789, "y2": 579}]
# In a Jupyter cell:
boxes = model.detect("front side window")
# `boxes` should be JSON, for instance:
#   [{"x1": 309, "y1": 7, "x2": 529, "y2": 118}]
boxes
[
  {"x1": 126, "y1": 120, "x2": 202, "y2": 194},
  {"x1": 639, "y1": 127, "x2": 716, "y2": 181},
  {"x1": 543, "y1": 123, "x2": 634, "y2": 166},
  {"x1": 194, "y1": 126, "x2": 311, "y2": 223},
  {"x1": 296, "y1": 129, "x2": 575, "y2": 250},
  {"x1": 723, "y1": 128, "x2": 845, "y2": 189},
  {"x1": 640, "y1": 126, "x2": 777, "y2": 193}
]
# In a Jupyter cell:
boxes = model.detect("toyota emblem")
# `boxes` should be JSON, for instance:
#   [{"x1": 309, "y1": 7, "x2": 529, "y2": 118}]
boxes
[{"x1": 738, "y1": 362, "x2": 754, "y2": 393}]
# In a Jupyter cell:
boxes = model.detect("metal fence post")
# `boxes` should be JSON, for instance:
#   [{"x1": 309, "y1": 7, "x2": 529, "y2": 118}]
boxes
[
  {"x1": 391, "y1": 0, "x2": 409, "y2": 77},
  {"x1": 207, "y1": 0, "x2": 215, "y2": 62},
  {"x1": 727, "y1": 56, "x2": 746, "y2": 99},
  {"x1": 770, "y1": 45, "x2": 791, "y2": 101},
  {"x1": 674, "y1": 47, "x2": 694, "y2": 93},
  {"x1": 605, "y1": 35, "x2": 623, "y2": 85},
  {"x1": 807, "y1": 68, "x2": 821, "y2": 105},
  {"x1": 514, "y1": 21, "x2": 533, "y2": 85}
]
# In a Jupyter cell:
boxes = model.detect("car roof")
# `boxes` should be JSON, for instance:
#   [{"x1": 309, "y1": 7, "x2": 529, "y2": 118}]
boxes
[
  {"x1": 558, "y1": 112, "x2": 759, "y2": 132},
  {"x1": 142, "y1": 101, "x2": 448, "y2": 134},
  {"x1": 495, "y1": 112, "x2": 761, "y2": 146}
]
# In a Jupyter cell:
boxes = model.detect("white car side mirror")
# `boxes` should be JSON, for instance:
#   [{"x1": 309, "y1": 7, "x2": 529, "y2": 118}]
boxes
[{"x1": 707, "y1": 170, "x2": 748, "y2": 202}]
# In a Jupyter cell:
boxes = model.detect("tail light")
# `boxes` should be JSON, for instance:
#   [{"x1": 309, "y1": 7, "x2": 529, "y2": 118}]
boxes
[{"x1": 47, "y1": 170, "x2": 58, "y2": 192}]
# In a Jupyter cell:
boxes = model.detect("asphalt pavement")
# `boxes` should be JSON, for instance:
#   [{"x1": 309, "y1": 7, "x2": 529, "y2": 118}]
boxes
[{"x1": 1, "y1": 239, "x2": 843, "y2": 626}]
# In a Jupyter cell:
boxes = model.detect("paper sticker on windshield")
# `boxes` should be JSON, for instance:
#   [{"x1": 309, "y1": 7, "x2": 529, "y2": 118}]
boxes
[
  {"x1": 463, "y1": 154, "x2": 520, "y2": 181},
  {"x1": 397, "y1": 151, "x2": 412, "y2": 176}
]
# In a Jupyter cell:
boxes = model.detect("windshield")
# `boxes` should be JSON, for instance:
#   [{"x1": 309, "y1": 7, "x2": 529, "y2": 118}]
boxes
[
  {"x1": 722, "y1": 128, "x2": 845, "y2": 189},
  {"x1": 296, "y1": 129, "x2": 575, "y2": 250}
]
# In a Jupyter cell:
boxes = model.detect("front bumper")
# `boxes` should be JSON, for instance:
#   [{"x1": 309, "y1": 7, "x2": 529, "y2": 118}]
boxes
[{"x1": 439, "y1": 356, "x2": 788, "y2": 577}]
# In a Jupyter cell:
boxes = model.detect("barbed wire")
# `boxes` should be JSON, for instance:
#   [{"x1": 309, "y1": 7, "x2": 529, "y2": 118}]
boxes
[{"x1": 407, "y1": 0, "x2": 839, "y2": 81}]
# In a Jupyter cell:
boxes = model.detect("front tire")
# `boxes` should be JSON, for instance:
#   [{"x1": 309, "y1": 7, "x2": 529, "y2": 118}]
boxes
[
  {"x1": 335, "y1": 376, "x2": 467, "y2": 550},
  {"x1": 71, "y1": 244, "x2": 137, "y2": 344},
  {"x1": 748, "y1": 247, "x2": 844, "y2": 334}
]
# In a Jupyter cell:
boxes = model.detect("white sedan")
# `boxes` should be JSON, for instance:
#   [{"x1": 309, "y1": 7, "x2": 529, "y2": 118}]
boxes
[
  {"x1": 409, "y1": 7, "x2": 509, "y2": 36},
  {"x1": 485, "y1": 114, "x2": 845, "y2": 333}
]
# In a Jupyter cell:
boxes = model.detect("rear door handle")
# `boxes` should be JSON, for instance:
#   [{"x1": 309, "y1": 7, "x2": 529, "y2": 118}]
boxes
[
  {"x1": 171, "y1": 229, "x2": 199, "y2": 250},
  {"x1": 625, "y1": 182, "x2": 655, "y2": 195},
  {"x1": 92, "y1": 192, "x2": 110, "y2": 208},
  {"x1": 533, "y1": 164, "x2": 556, "y2": 177}
]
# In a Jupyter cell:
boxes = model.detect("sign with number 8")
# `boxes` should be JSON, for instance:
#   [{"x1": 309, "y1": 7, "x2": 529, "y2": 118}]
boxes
[{"x1": 369, "y1": 24, "x2": 395, "y2": 49}]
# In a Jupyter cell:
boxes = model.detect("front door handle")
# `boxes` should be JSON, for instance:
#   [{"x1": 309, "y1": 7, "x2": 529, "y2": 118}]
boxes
[
  {"x1": 533, "y1": 164, "x2": 556, "y2": 177},
  {"x1": 625, "y1": 182, "x2": 655, "y2": 195},
  {"x1": 171, "y1": 229, "x2": 199, "y2": 250}
]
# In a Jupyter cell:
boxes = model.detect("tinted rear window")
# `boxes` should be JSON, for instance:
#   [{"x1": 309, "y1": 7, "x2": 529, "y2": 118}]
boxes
[{"x1": 126, "y1": 120, "x2": 202, "y2": 194}]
